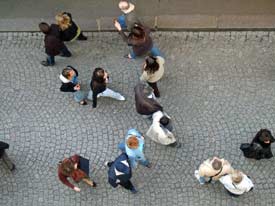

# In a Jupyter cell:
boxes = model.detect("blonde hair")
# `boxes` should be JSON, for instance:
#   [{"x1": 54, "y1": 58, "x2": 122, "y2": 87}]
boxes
[
  {"x1": 126, "y1": 136, "x2": 139, "y2": 149},
  {"x1": 56, "y1": 13, "x2": 71, "y2": 30},
  {"x1": 231, "y1": 170, "x2": 243, "y2": 184}
]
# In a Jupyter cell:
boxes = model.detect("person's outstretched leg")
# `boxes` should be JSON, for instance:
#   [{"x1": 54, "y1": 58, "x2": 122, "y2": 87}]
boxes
[
  {"x1": 60, "y1": 45, "x2": 72, "y2": 57},
  {"x1": 148, "y1": 82, "x2": 160, "y2": 98},
  {"x1": 150, "y1": 46, "x2": 162, "y2": 57},
  {"x1": 120, "y1": 180, "x2": 137, "y2": 193},
  {"x1": 82, "y1": 177, "x2": 97, "y2": 187},
  {"x1": 99, "y1": 88, "x2": 125, "y2": 101}
]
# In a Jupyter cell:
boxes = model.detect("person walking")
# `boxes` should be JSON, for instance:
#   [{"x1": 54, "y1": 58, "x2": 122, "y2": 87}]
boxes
[
  {"x1": 219, "y1": 170, "x2": 254, "y2": 196},
  {"x1": 240, "y1": 129, "x2": 275, "y2": 160},
  {"x1": 194, "y1": 157, "x2": 234, "y2": 185},
  {"x1": 88, "y1": 67, "x2": 125, "y2": 108},
  {"x1": 134, "y1": 83, "x2": 163, "y2": 117},
  {"x1": 106, "y1": 152, "x2": 137, "y2": 194},
  {"x1": 117, "y1": 0, "x2": 141, "y2": 31},
  {"x1": 55, "y1": 12, "x2": 87, "y2": 41},
  {"x1": 140, "y1": 55, "x2": 165, "y2": 97},
  {"x1": 146, "y1": 111, "x2": 181, "y2": 147},
  {"x1": 114, "y1": 21, "x2": 162, "y2": 59},
  {"x1": 0, "y1": 141, "x2": 15, "y2": 171},
  {"x1": 59, "y1": 65, "x2": 88, "y2": 105},
  {"x1": 118, "y1": 128, "x2": 151, "y2": 169},
  {"x1": 39, "y1": 22, "x2": 72, "y2": 66},
  {"x1": 58, "y1": 154, "x2": 96, "y2": 192}
]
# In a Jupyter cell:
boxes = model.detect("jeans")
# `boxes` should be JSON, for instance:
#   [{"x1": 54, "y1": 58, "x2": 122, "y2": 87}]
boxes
[
  {"x1": 117, "y1": 15, "x2": 127, "y2": 29},
  {"x1": 87, "y1": 88, "x2": 125, "y2": 101},
  {"x1": 118, "y1": 142, "x2": 149, "y2": 168},
  {"x1": 47, "y1": 55, "x2": 55, "y2": 65},
  {"x1": 73, "y1": 90, "x2": 87, "y2": 103},
  {"x1": 130, "y1": 45, "x2": 163, "y2": 59}
]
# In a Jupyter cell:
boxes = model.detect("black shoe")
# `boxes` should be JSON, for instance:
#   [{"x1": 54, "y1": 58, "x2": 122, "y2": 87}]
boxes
[
  {"x1": 10, "y1": 164, "x2": 16, "y2": 171},
  {"x1": 130, "y1": 187, "x2": 138, "y2": 194},
  {"x1": 92, "y1": 182, "x2": 97, "y2": 188},
  {"x1": 168, "y1": 142, "x2": 181, "y2": 148},
  {"x1": 59, "y1": 53, "x2": 72, "y2": 57},
  {"x1": 80, "y1": 100, "x2": 87, "y2": 105},
  {"x1": 77, "y1": 34, "x2": 87, "y2": 41},
  {"x1": 41, "y1": 61, "x2": 54, "y2": 66}
]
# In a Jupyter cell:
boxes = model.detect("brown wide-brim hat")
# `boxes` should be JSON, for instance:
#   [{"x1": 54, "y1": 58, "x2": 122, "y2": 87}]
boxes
[{"x1": 121, "y1": 3, "x2": 135, "y2": 14}]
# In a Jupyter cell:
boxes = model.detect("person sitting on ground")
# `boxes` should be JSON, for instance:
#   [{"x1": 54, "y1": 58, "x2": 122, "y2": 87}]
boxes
[
  {"x1": 117, "y1": 0, "x2": 141, "y2": 31},
  {"x1": 106, "y1": 152, "x2": 137, "y2": 194},
  {"x1": 56, "y1": 12, "x2": 87, "y2": 41},
  {"x1": 58, "y1": 154, "x2": 96, "y2": 192},
  {"x1": 118, "y1": 128, "x2": 151, "y2": 169},
  {"x1": 59, "y1": 66, "x2": 88, "y2": 105},
  {"x1": 134, "y1": 83, "x2": 163, "y2": 117},
  {"x1": 146, "y1": 111, "x2": 181, "y2": 148},
  {"x1": 219, "y1": 170, "x2": 254, "y2": 196},
  {"x1": 140, "y1": 55, "x2": 165, "y2": 98},
  {"x1": 194, "y1": 157, "x2": 234, "y2": 185},
  {"x1": 88, "y1": 67, "x2": 125, "y2": 108},
  {"x1": 114, "y1": 21, "x2": 162, "y2": 59},
  {"x1": 0, "y1": 141, "x2": 15, "y2": 171},
  {"x1": 240, "y1": 128, "x2": 275, "y2": 160},
  {"x1": 39, "y1": 22, "x2": 72, "y2": 66}
]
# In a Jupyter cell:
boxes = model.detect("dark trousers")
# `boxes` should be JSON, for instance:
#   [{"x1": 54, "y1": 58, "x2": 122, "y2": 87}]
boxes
[
  {"x1": 148, "y1": 82, "x2": 160, "y2": 97},
  {"x1": 0, "y1": 151, "x2": 15, "y2": 171},
  {"x1": 47, "y1": 45, "x2": 72, "y2": 65},
  {"x1": 107, "y1": 161, "x2": 134, "y2": 191}
]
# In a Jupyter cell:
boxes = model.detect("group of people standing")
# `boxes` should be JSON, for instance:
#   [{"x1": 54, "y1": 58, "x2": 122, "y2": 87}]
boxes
[
  {"x1": 1, "y1": 0, "x2": 274, "y2": 198},
  {"x1": 55, "y1": 0, "x2": 181, "y2": 194}
]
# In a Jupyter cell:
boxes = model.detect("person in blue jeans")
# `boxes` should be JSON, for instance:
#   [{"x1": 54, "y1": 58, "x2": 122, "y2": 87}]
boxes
[
  {"x1": 59, "y1": 66, "x2": 88, "y2": 105},
  {"x1": 118, "y1": 129, "x2": 150, "y2": 168},
  {"x1": 117, "y1": 1, "x2": 140, "y2": 31}
]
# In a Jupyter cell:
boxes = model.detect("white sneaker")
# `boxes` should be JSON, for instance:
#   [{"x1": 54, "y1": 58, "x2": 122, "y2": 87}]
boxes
[{"x1": 194, "y1": 170, "x2": 205, "y2": 185}]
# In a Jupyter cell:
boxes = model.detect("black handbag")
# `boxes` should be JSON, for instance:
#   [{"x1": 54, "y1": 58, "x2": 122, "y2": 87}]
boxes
[{"x1": 78, "y1": 156, "x2": 90, "y2": 176}]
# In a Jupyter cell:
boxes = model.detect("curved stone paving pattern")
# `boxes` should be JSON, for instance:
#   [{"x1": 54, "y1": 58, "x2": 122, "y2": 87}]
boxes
[{"x1": 0, "y1": 31, "x2": 275, "y2": 206}]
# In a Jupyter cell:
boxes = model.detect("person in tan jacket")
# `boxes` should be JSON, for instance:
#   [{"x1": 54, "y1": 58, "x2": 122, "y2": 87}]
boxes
[
  {"x1": 140, "y1": 56, "x2": 165, "y2": 97},
  {"x1": 194, "y1": 157, "x2": 234, "y2": 184}
]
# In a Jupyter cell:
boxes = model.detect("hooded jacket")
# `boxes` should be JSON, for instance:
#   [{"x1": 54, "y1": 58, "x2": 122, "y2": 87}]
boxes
[
  {"x1": 134, "y1": 83, "x2": 163, "y2": 115},
  {"x1": 140, "y1": 56, "x2": 165, "y2": 83},
  {"x1": 59, "y1": 67, "x2": 78, "y2": 92}
]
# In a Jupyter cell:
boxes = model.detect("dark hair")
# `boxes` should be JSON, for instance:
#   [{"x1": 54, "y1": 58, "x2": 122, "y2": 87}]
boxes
[
  {"x1": 39, "y1": 22, "x2": 50, "y2": 34},
  {"x1": 131, "y1": 24, "x2": 145, "y2": 39},
  {"x1": 144, "y1": 56, "x2": 159, "y2": 74},
  {"x1": 160, "y1": 116, "x2": 169, "y2": 126},
  {"x1": 92, "y1": 67, "x2": 105, "y2": 83}
]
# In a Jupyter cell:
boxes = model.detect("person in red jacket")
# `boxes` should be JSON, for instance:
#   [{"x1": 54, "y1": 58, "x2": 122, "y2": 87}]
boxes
[{"x1": 58, "y1": 154, "x2": 96, "y2": 192}]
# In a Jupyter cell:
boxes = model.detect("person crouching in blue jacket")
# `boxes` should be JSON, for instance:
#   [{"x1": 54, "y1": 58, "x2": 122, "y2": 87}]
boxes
[{"x1": 118, "y1": 129, "x2": 151, "y2": 168}]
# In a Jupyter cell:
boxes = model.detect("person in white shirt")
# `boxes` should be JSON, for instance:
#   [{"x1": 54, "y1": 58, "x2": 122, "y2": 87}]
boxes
[{"x1": 219, "y1": 170, "x2": 254, "y2": 196}]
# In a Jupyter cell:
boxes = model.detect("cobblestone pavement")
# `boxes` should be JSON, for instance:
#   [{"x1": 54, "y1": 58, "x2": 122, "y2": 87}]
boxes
[{"x1": 1, "y1": 31, "x2": 275, "y2": 206}]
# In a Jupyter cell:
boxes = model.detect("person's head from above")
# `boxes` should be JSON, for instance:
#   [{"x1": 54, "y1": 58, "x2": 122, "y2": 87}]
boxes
[
  {"x1": 144, "y1": 56, "x2": 159, "y2": 74},
  {"x1": 118, "y1": 1, "x2": 135, "y2": 13},
  {"x1": 131, "y1": 24, "x2": 145, "y2": 39},
  {"x1": 62, "y1": 66, "x2": 75, "y2": 80},
  {"x1": 160, "y1": 115, "x2": 170, "y2": 126},
  {"x1": 231, "y1": 170, "x2": 243, "y2": 184},
  {"x1": 259, "y1": 129, "x2": 273, "y2": 144},
  {"x1": 39, "y1": 22, "x2": 50, "y2": 34},
  {"x1": 55, "y1": 12, "x2": 71, "y2": 30},
  {"x1": 126, "y1": 135, "x2": 139, "y2": 149},
  {"x1": 92, "y1": 67, "x2": 108, "y2": 83},
  {"x1": 211, "y1": 158, "x2": 222, "y2": 170},
  {"x1": 60, "y1": 159, "x2": 76, "y2": 176}
]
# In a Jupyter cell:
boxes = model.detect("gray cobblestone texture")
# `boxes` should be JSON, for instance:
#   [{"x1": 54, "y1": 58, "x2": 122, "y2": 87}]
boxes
[{"x1": 1, "y1": 31, "x2": 275, "y2": 206}]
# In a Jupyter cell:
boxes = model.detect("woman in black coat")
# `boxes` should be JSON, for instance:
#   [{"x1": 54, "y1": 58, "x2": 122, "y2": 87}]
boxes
[
  {"x1": 56, "y1": 12, "x2": 87, "y2": 41},
  {"x1": 240, "y1": 129, "x2": 275, "y2": 159}
]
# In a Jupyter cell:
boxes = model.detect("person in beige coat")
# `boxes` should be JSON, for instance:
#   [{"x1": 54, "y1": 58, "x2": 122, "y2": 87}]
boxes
[
  {"x1": 140, "y1": 56, "x2": 165, "y2": 97},
  {"x1": 194, "y1": 157, "x2": 234, "y2": 184},
  {"x1": 146, "y1": 111, "x2": 180, "y2": 147}
]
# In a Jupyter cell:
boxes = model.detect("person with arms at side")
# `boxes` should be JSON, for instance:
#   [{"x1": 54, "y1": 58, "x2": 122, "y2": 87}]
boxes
[{"x1": 39, "y1": 22, "x2": 71, "y2": 66}]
